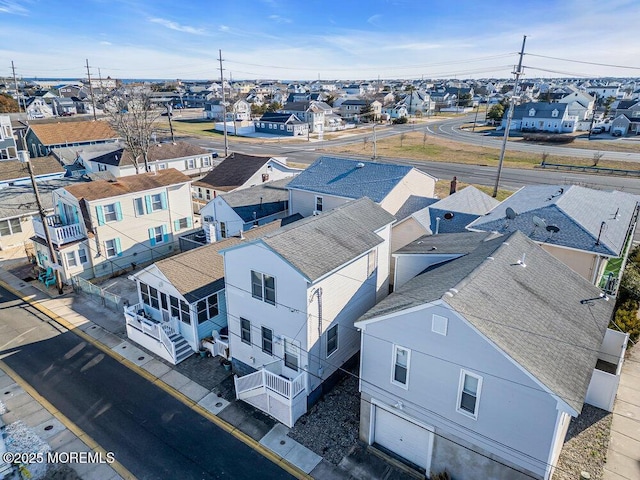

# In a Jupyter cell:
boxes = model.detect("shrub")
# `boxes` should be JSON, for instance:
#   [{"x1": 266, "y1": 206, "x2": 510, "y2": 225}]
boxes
[
  {"x1": 430, "y1": 472, "x2": 451, "y2": 480},
  {"x1": 522, "y1": 133, "x2": 575, "y2": 143},
  {"x1": 393, "y1": 116, "x2": 408, "y2": 124},
  {"x1": 611, "y1": 298, "x2": 640, "y2": 342}
]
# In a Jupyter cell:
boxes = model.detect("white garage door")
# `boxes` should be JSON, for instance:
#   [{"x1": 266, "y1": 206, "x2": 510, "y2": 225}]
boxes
[{"x1": 374, "y1": 406, "x2": 433, "y2": 471}]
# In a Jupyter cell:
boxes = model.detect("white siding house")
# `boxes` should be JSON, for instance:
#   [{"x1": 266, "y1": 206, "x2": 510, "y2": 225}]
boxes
[
  {"x1": 356, "y1": 231, "x2": 624, "y2": 480},
  {"x1": 223, "y1": 198, "x2": 396, "y2": 427}
]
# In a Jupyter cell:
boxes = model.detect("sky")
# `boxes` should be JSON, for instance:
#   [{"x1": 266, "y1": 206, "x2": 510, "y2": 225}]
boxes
[{"x1": 1, "y1": 0, "x2": 639, "y2": 81}]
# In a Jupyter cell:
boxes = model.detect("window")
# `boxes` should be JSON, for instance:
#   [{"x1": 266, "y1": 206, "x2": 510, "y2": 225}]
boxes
[
  {"x1": 458, "y1": 370, "x2": 482, "y2": 418},
  {"x1": 392, "y1": 345, "x2": 410, "y2": 388},
  {"x1": 367, "y1": 250, "x2": 377, "y2": 277},
  {"x1": 197, "y1": 294, "x2": 219, "y2": 324},
  {"x1": 220, "y1": 222, "x2": 227, "y2": 238},
  {"x1": 179, "y1": 299, "x2": 191, "y2": 324},
  {"x1": 98, "y1": 163, "x2": 107, "y2": 172},
  {"x1": 134, "y1": 198, "x2": 145, "y2": 216},
  {"x1": 202, "y1": 157, "x2": 211, "y2": 167},
  {"x1": 0, "y1": 218, "x2": 22, "y2": 237},
  {"x1": 103, "y1": 203, "x2": 118, "y2": 222},
  {"x1": 262, "y1": 327, "x2": 273, "y2": 355},
  {"x1": 280, "y1": 124, "x2": 284, "y2": 130},
  {"x1": 105, "y1": 238, "x2": 120, "y2": 258},
  {"x1": 149, "y1": 286, "x2": 159, "y2": 309},
  {"x1": 174, "y1": 217, "x2": 192, "y2": 231},
  {"x1": 326, "y1": 324, "x2": 338, "y2": 357},
  {"x1": 151, "y1": 194, "x2": 163, "y2": 211},
  {"x1": 315, "y1": 196, "x2": 323, "y2": 212},
  {"x1": 140, "y1": 282, "x2": 150, "y2": 306},
  {"x1": 240, "y1": 318, "x2": 251, "y2": 345},
  {"x1": 432, "y1": 314, "x2": 448, "y2": 336},
  {"x1": 150, "y1": 226, "x2": 164, "y2": 245},
  {"x1": 157, "y1": 163, "x2": 167, "y2": 170},
  {"x1": 251, "y1": 271, "x2": 275, "y2": 305},
  {"x1": 284, "y1": 339, "x2": 299, "y2": 371},
  {"x1": 186, "y1": 158, "x2": 196, "y2": 169},
  {"x1": 170, "y1": 296, "x2": 179, "y2": 319},
  {"x1": 66, "y1": 251, "x2": 77, "y2": 267},
  {"x1": 78, "y1": 248, "x2": 88, "y2": 264},
  {"x1": 206, "y1": 190, "x2": 211, "y2": 201}
]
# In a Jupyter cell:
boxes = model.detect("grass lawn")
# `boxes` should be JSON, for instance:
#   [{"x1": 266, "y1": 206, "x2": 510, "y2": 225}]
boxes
[
  {"x1": 434, "y1": 180, "x2": 513, "y2": 202},
  {"x1": 321, "y1": 131, "x2": 640, "y2": 171}
]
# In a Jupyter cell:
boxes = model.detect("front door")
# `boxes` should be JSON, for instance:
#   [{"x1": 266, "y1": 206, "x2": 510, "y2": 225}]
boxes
[{"x1": 160, "y1": 292, "x2": 170, "y2": 323}]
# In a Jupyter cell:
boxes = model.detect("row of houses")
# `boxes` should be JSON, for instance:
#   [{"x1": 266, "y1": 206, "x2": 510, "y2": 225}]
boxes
[{"x1": 84, "y1": 155, "x2": 635, "y2": 480}]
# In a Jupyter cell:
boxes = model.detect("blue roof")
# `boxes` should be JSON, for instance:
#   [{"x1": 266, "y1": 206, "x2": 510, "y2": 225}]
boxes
[
  {"x1": 286, "y1": 156, "x2": 414, "y2": 203},
  {"x1": 467, "y1": 185, "x2": 640, "y2": 257}
]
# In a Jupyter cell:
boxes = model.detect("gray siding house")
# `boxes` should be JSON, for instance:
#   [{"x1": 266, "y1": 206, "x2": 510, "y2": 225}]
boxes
[{"x1": 356, "y1": 231, "x2": 620, "y2": 480}]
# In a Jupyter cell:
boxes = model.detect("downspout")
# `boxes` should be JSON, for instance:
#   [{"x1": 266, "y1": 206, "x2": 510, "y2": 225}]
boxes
[
  {"x1": 435, "y1": 217, "x2": 441, "y2": 235},
  {"x1": 310, "y1": 287, "x2": 323, "y2": 382}
]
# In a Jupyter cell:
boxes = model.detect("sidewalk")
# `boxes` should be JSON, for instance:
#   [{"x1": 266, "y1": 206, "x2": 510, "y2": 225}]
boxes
[
  {"x1": 603, "y1": 343, "x2": 640, "y2": 480},
  {"x1": 0, "y1": 267, "x2": 415, "y2": 480}
]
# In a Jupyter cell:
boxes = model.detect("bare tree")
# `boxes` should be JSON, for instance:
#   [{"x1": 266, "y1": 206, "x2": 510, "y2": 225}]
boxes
[
  {"x1": 592, "y1": 151, "x2": 604, "y2": 167},
  {"x1": 104, "y1": 88, "x2": 160, "y2": 173},
  {"x1": 423, "y1": 130, "x2": 428, "y2": 148},
  {"x1": 363, "y1": 136, "x2": 369, "y2": 150},
  {"x1": 400, "y1": 132, "x2": 407, "y2": 147},
  {"x1": 541, "y1": 151, "x2": 549, "y2": 165}
]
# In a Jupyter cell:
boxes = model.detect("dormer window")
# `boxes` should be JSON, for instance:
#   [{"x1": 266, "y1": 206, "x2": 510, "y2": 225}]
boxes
[
  {"x1": 551, "y1": 109, "x2": 559, "y2": 118},
  {"x1": 529, "y1": 108, "x2": 536, "y2": 117}
]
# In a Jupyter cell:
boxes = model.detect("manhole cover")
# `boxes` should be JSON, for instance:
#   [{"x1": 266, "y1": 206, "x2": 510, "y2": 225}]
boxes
[
  {"x1": 44, "y1": 425, "x2": 53, "y2": 431},
  {"x1": 138, "y1": 356, "x2": 144, "y2": 361},
  {"x1": 215, "y1": 402, "x2": 223, "y2": 408}
]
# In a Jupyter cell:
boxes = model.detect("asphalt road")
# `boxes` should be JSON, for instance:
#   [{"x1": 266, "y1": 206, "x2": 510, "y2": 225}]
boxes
[
  {"x1": 428, "y1": 116, "x2": 640, "y2": 162},
  {"x1": 0, "y1": 286, "x2": 294, "y2": 480}
]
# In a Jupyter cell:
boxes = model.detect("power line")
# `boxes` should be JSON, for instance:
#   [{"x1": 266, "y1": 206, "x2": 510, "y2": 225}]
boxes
[{"x1": 526, "y1": 53, "x2": 640, "y2": 71}]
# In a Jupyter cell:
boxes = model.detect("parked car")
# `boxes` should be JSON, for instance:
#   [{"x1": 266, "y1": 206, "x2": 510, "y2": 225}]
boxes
[
  {"x1": 611, "y1": 129, "x2": 623, "y2": 137},
  {"x1": 591, "y1": 127, "x2": 604, "y2": 134}
]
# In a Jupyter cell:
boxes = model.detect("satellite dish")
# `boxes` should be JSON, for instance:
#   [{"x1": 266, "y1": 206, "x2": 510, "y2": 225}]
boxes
[
  {"x1": 546, "y1": 225, "x2": 560, "y2": 233},
  {"x1": 505, "y1": 207, "x2": 517, "y2": 220},
  {"x1": 532, "y1": 216, "x2": 547, "y2": 229}
]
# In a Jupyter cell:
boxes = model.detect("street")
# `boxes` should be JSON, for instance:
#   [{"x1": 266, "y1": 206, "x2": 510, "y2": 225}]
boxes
[{"x1": 0, "y1": 285, "x2": 294, "y2": 480}]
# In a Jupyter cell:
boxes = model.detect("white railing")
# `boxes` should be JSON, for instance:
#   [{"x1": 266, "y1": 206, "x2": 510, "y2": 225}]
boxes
[
  {"x1": 236, "y1": 360, "x2": 306, "y2": 401},
  {"x1": 264, "y1": 370, "x2": 292, "y2": 398},
  {"x1": 235, "y1": 370, "x2": 264, "y2": 394},
  {"x1": 33, "y1": 216, "x2": 85, "y2": 247},
  {"x1": 159, "y1": 324, "x2": 177, "y2": 360}
]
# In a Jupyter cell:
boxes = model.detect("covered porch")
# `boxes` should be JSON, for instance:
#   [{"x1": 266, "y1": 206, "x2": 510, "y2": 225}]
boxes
[{"x1": 234, "y1": 359, "x2": 308, "y2": 428}]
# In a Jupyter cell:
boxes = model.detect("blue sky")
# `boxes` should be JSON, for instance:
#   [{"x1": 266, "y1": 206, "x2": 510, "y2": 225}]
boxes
[{"x1": 1, "y1": 0, "x2": 639, "y2": 80}]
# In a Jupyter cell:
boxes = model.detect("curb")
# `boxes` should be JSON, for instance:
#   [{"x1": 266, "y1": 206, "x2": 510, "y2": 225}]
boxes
[{"x1": 0, "y1": 279, "x2": 313, "y2": 480}]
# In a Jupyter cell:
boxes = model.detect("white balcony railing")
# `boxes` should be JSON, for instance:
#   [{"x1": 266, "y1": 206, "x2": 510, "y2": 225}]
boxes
[
  {"x1": 124, "y1": 303, "x2": 176, "y2": 359},
  {"x1": 33, "y1": 215, "x2": 85, "y2": 247}
]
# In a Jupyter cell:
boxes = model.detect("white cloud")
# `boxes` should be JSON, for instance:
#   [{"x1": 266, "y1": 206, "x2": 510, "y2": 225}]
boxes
[
  {"x1": 219, "y1": 25, "x2": 230, "y2": 32},
  {"x1": 268, "y1": 14, "x2": 291, "y2": 24},
  {"x1": 99, "y1": 41, "x2": 112, "y2": 46},
  {"x1": 367, "y1": 14, "x2": 382, "y2": 26},
  {"x1": 0, "y1": 0, "x2": 28, "y2": 15},
  {"x1": 149, "y1": 17, "x2": 207, "y2": 35}
]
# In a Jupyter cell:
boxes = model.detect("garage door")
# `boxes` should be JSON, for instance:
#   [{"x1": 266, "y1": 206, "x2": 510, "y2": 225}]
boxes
[{"x1": 374, "y1": 406, "x2": 433, "y2": 471}]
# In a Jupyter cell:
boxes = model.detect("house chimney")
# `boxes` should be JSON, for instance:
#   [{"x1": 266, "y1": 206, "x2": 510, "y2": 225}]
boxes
[
  {"x1": 450, "y1": 176, "x2": 458, "y2": 195},
  {"x1": 435, "y1": 217, "x2": 441, "y2": 235}
]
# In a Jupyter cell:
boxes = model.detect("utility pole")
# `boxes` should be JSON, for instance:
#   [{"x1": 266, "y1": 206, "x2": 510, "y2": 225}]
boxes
[
  {"x1": 18, "y1": 142, "x2": 63, "y2": 293},
  {"x1": 166, "y1": 104, "x2": 175, "y2": 142},
  {"x1": 372, "y1": 123, "x2": 377, "y2": 160},
  {"x1": 218, "y1": 49, "x2": 229, "y2": 157},
  {"x1": 493, "y1": 35, "x2": 527, "y2": 198},
  {"x1": 11, "y1": 61, "x2": 21, "y2": 113},
  {"x1": 85, "y1": 59, "x2": 97, "y2": 121}
]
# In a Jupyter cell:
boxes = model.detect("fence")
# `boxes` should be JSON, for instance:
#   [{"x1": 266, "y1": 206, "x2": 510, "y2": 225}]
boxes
[{"x1": 72, "y1": 275, "x2": 123, "y2": 312}]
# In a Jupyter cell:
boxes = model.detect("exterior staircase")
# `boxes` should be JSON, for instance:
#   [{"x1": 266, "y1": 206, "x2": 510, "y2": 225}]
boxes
[{"x1": 171, "y1": 332, "x2": 194, "y2": 364}]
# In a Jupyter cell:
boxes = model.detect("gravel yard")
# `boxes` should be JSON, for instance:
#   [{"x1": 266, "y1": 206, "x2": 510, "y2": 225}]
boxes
[
  {"x1": 288, "y1": 365, "x2": 361, "y2": 465},
  {"x1": 554, "y1": 404, "x2": 612, "y2": 480}
]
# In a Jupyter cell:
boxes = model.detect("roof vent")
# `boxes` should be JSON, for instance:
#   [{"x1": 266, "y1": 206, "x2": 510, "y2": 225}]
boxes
[
  {"x1": 443, "y1": 212, "x2": 454, "y2": 220},
  {"x1": 356, "y1": 162, "x2": 365, "y2": 168}
]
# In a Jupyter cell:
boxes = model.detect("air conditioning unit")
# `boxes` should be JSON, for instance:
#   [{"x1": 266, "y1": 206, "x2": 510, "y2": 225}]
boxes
[{"x1": 312, "y1": 210, "x2": 320, "y2": 216}]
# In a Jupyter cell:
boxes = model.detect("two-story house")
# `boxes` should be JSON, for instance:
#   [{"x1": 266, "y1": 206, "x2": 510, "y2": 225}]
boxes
[
  {"x1": 254, "y1": 112, "x2": 309, "y2": 137},
  {"x1": 225, "y1": 198, "x2": 396, "y2": 427},
  {"x1": 467, "y1": 185, "x2": 640, "y2": 295},
  {"x1": 124, "y1": 219, "x2": 290, "y2": 365},
  {"x1": 192, "y1": 153, "x2": 301, "y2": 206},
  {"x1": 31, "y1": 169, "x2": 194, "y2": 283},
  {"x1": 356, "y1": 231, "x2": 626, "y2": 480},
  {"x1": 25, "y1": 120, "x2": 120, "y2": 158},
  {"x1": 503, "y1": 102, "x2": 577, "y2": 133},
  {"x1": 286, "y1": 156, "x2": 437, "y2": 218},
  {"x1": 199, "y1": 178, "x2": 291, "y2": 243}
]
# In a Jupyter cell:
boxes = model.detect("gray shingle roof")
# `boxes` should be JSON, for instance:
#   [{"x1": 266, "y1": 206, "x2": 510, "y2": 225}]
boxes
[
  {"x1": 394, "y1": 195, "x2": 438, "y2": 221},
  {"x1": 360, "y1": 231, "x2": 612, "y2": 413},
  {"x1": 431, "y1": 186, "x2": 499, "y2": 216},
  {"x1": 193, "y1": 153, "x2": 272, "y2": 192},
  {"x1": 286, "y1": 156, "x2": 416, "y2": 203},
  {"x1": 395, "y1": 231, "x2": 496, "y2": 255},
  {"x1": 0, "y1": 179, "x2": 84, "y2": 219},
  {"x1": 220, "y1": 178, "x2": 291, "y2": 222},
  {"x1": 153, "y1": 219, "x2": 292, "y2": 303},
  {"x1": 257, "y1": 197, "x2": 395, "y2": 282},
  {"x1": 507, "y1": 102, "x2": 568, "y2": 120},
  {"x1": 467, "y1": 185, "x2": 640, "y2": 257}
]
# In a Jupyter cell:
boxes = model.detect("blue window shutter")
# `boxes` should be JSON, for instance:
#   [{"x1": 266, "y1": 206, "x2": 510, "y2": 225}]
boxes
[
  {"x1": 148, "y1": 228, "x2": 156, "y2": 246},
  {"x1": 115, "y1": 202, "x2": 123, "y2": 221},
  {"x1": 174, "y1": 219, "x2": 180, "y2": 231},
  {"x1": 160, "y1": 191, "x2": 168, "y2": 210},
  {"x1": 145, "y1": 195, "x2": 152, "y2": 214},
  {"x1": 162, "y1": 224, "x2": 169, "y2": 243},
  {"x1": 58, "y1": 200, "x2": 67, "y2": 224},
  {"x1": 114, "y1": 238, "x2": 122, "y2": 256},
  {"x1": 95, "y1": 206, "x2": 105, "y2": 226},
  {"x1": 186, "y1": 217, "x2": 192, "y2": 228}
]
